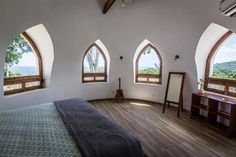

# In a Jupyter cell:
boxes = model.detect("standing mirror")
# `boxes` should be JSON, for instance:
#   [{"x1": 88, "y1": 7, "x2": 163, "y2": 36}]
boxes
[{"x1": 163, "y1": 72, "x2": 185, "y2": 117}]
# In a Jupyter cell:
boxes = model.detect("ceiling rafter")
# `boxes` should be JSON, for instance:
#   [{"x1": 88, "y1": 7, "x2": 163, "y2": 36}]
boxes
[{"x1": 103, "y1": 0, "x2": 116, "y2": 14}]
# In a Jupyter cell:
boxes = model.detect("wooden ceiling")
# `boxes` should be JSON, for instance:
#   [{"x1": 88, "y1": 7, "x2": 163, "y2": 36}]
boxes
[{"x1": 103, "y1": 0, "x2": 116, "y2": 14}]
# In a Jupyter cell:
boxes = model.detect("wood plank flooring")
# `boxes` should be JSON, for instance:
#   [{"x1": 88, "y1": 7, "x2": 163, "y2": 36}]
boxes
[{"x1": 90, "y1": 100, "x2": 236, "y2": 157}]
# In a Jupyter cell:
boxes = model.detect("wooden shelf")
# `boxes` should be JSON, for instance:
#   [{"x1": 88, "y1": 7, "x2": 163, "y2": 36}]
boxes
[
  {"x1": 192, "y1": 104, "x2": 208, "y2": 111},
  {"x1": 191, "y1": 92, "x2": 236, "y2": 138},
  {"x1": 190, "y1": 114, "x2": 206, "y2": 122},
  {"x1": 208, "y1": 121, "x2": 229, "y2": 134},
  {"x1": 209, "y1": 110, "x2": 231, "y2": 119},
  {"x1": 194, "y1": 92, "x2": 236, "y2": 105}
]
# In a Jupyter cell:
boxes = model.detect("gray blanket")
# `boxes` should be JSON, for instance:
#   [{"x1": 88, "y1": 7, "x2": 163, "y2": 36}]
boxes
[
  {"x1": 54, "y1": 98, "x2": 144, "y2": 157},
  {"x1": 0, "y1": 103, "x2": 82, "y2": 157}
]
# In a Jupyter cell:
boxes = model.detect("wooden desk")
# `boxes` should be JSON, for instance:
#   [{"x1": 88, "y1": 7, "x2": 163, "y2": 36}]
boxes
[{"x1": 191, "y1": 92, "x2": 236, "y2": 138}]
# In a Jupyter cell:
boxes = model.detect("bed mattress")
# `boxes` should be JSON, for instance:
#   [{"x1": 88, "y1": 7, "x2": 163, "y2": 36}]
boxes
[
  {"x1": 0, "y1": 103, "x2": 82, "y2": 157},
  {"x1": 0, "y1": 99, "x2": 144, "y2": 157}
]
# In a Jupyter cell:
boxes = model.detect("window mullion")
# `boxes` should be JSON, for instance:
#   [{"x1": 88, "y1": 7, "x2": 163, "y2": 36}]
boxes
[{"x1": 225, "y1": 82, "x2": 229, "y2": 95}]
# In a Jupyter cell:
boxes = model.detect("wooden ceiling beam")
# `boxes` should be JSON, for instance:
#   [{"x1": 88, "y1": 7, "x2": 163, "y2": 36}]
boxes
[{"x1": 103, "y1": 0, "x2": 116, "y2": 14}]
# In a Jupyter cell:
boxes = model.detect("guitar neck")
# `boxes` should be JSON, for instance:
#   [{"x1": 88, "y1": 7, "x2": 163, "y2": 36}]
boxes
[{"x1": 119, "y1": 78, "x2": 121, "y2": 90}]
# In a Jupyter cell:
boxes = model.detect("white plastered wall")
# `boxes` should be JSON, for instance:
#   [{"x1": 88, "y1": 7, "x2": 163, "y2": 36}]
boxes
[{"x1": 1, "y1": 0, "x2": 236, "y2": 111}]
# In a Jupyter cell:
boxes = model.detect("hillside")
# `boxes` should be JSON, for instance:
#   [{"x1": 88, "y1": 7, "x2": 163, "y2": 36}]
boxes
[{"x1": 213, "y1": 61, "x2": 236, "y2": 80}]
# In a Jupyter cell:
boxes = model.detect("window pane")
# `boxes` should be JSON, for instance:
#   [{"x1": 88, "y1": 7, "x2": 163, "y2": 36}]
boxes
[
  {"x1": 25, "y1": 81, "x2": 40, "y2": 88},
  {"x1": 137, "y1": 77, "x2": 148, "y2": 82},
  {"x1": 95, "y1": 77, "x2": 105, "y2": 81},
  {"x1": 138, "y1": 46, "x2": 160, "y2": 74},
  {"x1": 84, "y1": 77, "x2": 94, "y2": 81},
  {"x1": 229, "y1": 86, "x2": 236, "y2": 93},
  {"x1": 4, "y1": 84, "x2": 22, "y2": 92},
  {"x1": 211, "y1": 34, "x2": 236, "y2": 80},
  {"x1": 4, "y1": 34, "x2": 39, "y2": 78},
  {"x1": 208, "y1": 83, "x2": 225, "y2": 91},
  {"x1": 149, "y1": 78, "x2": 159, "y2": 82},
  {"x1": 84, "y1": 46, "x2": 105, "y2": 73}
]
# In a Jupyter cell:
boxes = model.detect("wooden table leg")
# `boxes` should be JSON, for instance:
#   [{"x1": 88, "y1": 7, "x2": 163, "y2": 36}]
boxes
[{"x1": 163, "y1": 101, "x2": 167, "y2": 113}]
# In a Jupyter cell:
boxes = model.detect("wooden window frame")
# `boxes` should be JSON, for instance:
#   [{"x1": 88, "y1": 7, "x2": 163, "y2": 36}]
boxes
[
  {"x1": 135, "y1": 43, "x2": 162, "y2": 84},
  {"x1": 204, "y1": 31, "x2": 236, "y2": 97},
  {"x1": 4, "y1": 32, "x2": 44, "y2": 95},
  {"x1": 82, "y1": 43, "x2": 107, "y2": 83}
]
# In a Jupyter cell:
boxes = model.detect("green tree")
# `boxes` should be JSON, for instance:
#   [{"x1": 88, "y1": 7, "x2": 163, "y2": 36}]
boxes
[
  {"x1": 140, "y1": 68, "x2": 160, "y2": 74},
  {"x1": 86, "y1": 46, "x2": 101, "y2": 73},
  {"x1": 213, "y1": 61, "x2": 236, "y2": 80},
  {"x1": 4, "y1": 34, "x2": 33, "y2": 77}
]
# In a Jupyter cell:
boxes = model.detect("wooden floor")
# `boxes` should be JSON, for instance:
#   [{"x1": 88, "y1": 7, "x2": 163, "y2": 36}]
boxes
[{"x1": 90, "y1": 100, "x2": 236, "y2": 157}]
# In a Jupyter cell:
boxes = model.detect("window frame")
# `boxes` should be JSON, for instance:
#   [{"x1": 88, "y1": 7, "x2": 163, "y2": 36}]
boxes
[
  {"x1": 4, "y1": 32, "x2": 44, "y2": 95},
  {"x1": 82, "y1": 43, "x2": 107, "y2": 83},
  {"x1": 204, "y1": 31, "x2": 236, "y2": 97},
  {"x1": 135, "y1": 43, "x2": 162, "y2": 84}
]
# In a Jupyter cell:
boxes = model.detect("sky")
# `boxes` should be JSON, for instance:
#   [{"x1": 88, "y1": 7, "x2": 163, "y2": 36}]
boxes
[
  {"x1": 15, "y1": 52, "x2": 37, "y2": 67},
  {"x1": 213, "y1": 34, "x2": 236, "y2": 64},
  {"x1": 9, "y1": 34, "x2": 38, "y2": 67},
  {"x1": 83, "y1": 46, "x2": 160, "y2": 72},
  {"x1": 15, "y1": 33, "x2": 234, "y2": 68},
  {"x1": 139, "y1": 48, "x2": 160, "y2": 68}
]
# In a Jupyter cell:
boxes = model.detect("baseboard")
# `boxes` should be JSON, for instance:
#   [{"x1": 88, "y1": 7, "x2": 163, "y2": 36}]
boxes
[
  {"x1": 88, "y1": 98, "x2": 163, "y2": 105},
  {"x1": 88, "y1": 98, "x2": 114, "y2": 102},
  {"x1": 88, "y1": 98, "x2": 189, "y2": 112}
]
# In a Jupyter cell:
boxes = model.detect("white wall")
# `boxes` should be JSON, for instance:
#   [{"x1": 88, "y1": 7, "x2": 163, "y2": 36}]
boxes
[{"x1": 1, "y1": 0, "x2": 236, "y2": 111}]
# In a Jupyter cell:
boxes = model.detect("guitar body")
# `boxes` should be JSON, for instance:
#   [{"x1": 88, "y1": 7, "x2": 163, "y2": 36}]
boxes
[
  {"x1": 115, "y1": 78, "x2": 124, "y2": 103},
  {"x1": 115, "y1": 89, "x2": 124, "y2": 103}
]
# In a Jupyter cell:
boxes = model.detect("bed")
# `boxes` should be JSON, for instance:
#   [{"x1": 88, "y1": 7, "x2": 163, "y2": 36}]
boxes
[{"x1": 0, "y1": 98, "x2": 144, "y2": 157}]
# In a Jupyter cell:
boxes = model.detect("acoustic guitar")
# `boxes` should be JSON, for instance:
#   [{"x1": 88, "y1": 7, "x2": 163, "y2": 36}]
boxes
[{"x1": 115, "y1": 77, "x2": 124, "y2": 103}]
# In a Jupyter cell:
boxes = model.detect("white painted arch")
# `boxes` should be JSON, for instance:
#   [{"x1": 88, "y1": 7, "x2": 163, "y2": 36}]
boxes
[
  {"x1": 91, "y1": 39, "x2": 111, "y2": 82},
  {"x1": 25, "y1": 24, "x2": 54, "y2": 87},
  {"x1": 195, "y1": 23, "x2": 229, "y2": 86}
]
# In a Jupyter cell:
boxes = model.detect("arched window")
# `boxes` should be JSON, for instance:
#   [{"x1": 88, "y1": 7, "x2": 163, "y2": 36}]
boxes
[
  {"x1": 205, "y1": 31, "x2": 236, "y2": 96},
  {"x1": 82, "y1": 43, "x2": 107, "y2": 83},
  {"x1": 135, "y1": 43, "x2": 162, "y2": 84},
  {"x1": 4, "y1": 32, "x2": 43, "y2": 95}
]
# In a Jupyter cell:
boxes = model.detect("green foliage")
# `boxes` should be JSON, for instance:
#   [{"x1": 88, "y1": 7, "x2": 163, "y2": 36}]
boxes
[
  {"x1": 5, "y1": 34, "x2": 32, "y2": 65},
  {"x1": 9, "y1": 71, "x2": 21, "y2": 77},
  {"x1": 213, "y1": 61, "x2": 236, "y2": 80},
  {"x1": 97, "y1": 67, "x2": 105, "y2": 73},
  {"x1": 4, "y1": 34, "x2": 33, "y2": 77},
  {"x1": 4, "y1": 70, "x2": 21, "y2": 77},
  {"x1": 143, "y1": 47, "x2": 151, "y2": 55},
  {"x1": 139, "y1": 68, "x2": 160, "y2": 74}
]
